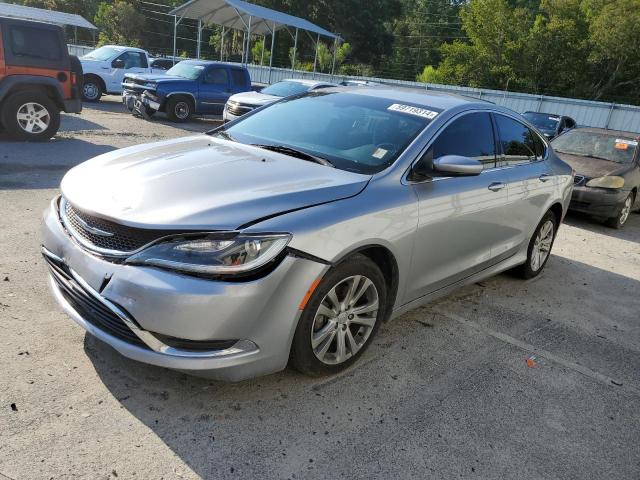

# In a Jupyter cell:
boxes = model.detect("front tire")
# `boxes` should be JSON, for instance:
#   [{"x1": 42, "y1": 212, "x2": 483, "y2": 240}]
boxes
[
  {"x1": 82, "y1": 77, "x2": 102, "y2": 102},
  {"x1": 166, "y1": 96, "x2": 192, "y2": 122},
  {"x1": 1, "y1": 92, "x2": 60, "y2": 142},
  {"x1": 290, "y1": 254, "x2": 387, "y2": 376},
  {"x1": 605, "y1": 192, "x2": 634, "y2": 229},
  {"x1": 516, "y1": 210, "x2": 558, "y2": 279}
]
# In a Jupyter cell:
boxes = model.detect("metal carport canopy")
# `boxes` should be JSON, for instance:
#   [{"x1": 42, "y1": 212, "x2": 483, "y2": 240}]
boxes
[
  {"x1": 169, "y1": 0, "x2": 338, "y2": 38},
  {"x1": 0, "y1": 2, "x2": 97, "y2": 30}
]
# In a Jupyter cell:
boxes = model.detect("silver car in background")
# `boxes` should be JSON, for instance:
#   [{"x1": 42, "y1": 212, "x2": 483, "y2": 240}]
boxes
[
  {"x1": 223, "y1": 78, "x2": 336, "y2": 122},
  {"x1": 42, "y1": 88, "x2": 573, "y2": 381}
]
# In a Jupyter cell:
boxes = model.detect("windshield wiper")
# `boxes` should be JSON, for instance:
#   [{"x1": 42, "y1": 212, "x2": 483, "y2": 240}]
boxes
[
  {"x1": 251, "y1": 144, "x2": 335, "y2": 167},
  {"x1": 213, "y1": 130, "x2": 237, "y2": 142},
  {"x1": 557, "y1": 151, "x2": 617, "y2": 162}
]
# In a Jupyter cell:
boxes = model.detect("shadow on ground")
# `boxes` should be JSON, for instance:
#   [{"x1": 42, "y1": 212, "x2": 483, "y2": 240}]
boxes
[
  {"x1": 564, "y1": 210, "x2": 640, "y2": 243},
  {"x1": 84, "y1": 255, "x2": 640, "y2": 479},
  {"x1": 0, "y1": 139, "x2": 115, "y2": 190}
]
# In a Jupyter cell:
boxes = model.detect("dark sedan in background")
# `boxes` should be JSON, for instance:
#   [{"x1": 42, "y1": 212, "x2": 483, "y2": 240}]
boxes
[
  {"x1": 523, "y1": 111, "x2": 576, "y2": 139},
  {"x1": 552, "y1": 127, "x2": 640, "y2": 228}
]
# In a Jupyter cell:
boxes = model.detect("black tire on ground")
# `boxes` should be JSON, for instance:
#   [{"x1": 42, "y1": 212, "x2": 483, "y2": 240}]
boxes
[
  {"x1": 82, "y1": 76, "x2": 102, "y2": 102},
  {"x1": 515, "y1": 210, "x2": 558, "y2": 280},
  {"x1": 1, "y1": 91, "x2": 61, "y2": 142},
  {"x1": 605, "y1": 192, "x2": 634, "y2": 229},
  {"x1": 166, "y1": 95, "x2": 193, "y2": 122},
  {"x1": 290, "y1": 254, "x2": 387, "y2": 377}
]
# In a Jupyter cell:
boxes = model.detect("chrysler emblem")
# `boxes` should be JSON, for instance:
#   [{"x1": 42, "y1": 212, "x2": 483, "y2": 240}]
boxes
[{"x1": 75, "y1": 216, "x2": 114, "y2": 237}]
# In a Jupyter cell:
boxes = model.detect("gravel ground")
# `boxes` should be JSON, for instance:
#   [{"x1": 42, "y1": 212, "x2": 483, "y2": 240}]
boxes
[{"x1": 1, "y1": 98, "x2": 639, "y2": 480}]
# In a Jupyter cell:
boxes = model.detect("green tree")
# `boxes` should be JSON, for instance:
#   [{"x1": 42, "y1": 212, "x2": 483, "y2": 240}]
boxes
[
  {"x1": 94, "y1": 1, "x2": 145, "y2": 47},
  {"x1": 316, "y1": 42, "x2": 332, "y2": 72},
  {"x1": 251, "y1": 38, "x2": 271, "y2": 65},
  {"x1": 416, "y1": 65, "x2": 445, "y2": 84},
  {"x1": 587, "y1": 0, "x2": 640, "y2": 100}
]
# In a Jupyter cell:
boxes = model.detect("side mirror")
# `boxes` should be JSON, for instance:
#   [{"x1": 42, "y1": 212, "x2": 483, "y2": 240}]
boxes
[
  {"x1": 112, "y1": 58, "x2": 125, "y2": 69},
  {"x1": 433, "y1": 155, "x2": 483, "y2": 176}
]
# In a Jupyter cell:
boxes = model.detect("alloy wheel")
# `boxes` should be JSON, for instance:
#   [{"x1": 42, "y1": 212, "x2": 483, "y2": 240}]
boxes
[
  {"x1": 530, "y1": 220, "x2": 554, "y2": 272},
  {"x1": 16, "y1": 102, "x2": 50, "y2": 134},
  {"x1": 311, "y1": 275, "x2": 379, "y2": 365}
]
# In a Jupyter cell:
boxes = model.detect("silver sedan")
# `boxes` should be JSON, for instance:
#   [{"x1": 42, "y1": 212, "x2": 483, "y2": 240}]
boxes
[{"x1": 42, "y1": 88, "x2": 573, "y2": 381}]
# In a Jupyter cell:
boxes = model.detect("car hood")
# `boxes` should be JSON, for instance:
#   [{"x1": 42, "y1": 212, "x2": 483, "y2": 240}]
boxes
[
  {"x1": 61, "y1": 135, "x2": 370, "y2": 230},
  {"x1": 229, "y1": 91, "x2": 280, "y2": 106},
  {"x1": 124, "y1": 73, "x2": 187, "y2": 84},
  {"x1": 554, "y1": 152, "x2": 631, "y2": 178}
]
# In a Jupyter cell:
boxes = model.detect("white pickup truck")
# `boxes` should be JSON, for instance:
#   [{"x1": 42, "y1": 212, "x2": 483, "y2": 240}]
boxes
[{"x1": 79, "y1": 45, "x2": 173, "y2": 102}]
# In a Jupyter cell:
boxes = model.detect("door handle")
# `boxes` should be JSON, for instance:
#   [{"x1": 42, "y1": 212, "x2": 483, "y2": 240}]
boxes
[
  {"x1": 539, "y1": 174, "x2": 552, "y2": 182},
  {"x1": 488, "y1": 182, "x2": 506, "y2": 192}
]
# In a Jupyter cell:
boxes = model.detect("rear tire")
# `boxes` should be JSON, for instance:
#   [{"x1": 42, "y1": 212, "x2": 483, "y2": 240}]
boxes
[
  {"x1": 1, "y1": 91, "x2": 60, "y2": 142},
  {"x1": 290, "y1": 254, "x2": 387, "y2": 377},
  {"x1": 605, "y1": 192, "x2": 634, "y2": 229},
  {"x1": 515, "y1": 210, "x2": 558, "y2": 279},
  {"x1": 166, "y1": 96, "x2": 192, "y2": 122}
]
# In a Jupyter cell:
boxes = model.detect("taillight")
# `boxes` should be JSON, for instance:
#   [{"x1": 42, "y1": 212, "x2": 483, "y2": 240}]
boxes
[{"x1": 71, "y1": 72, "x2": 77, "y2": 85}]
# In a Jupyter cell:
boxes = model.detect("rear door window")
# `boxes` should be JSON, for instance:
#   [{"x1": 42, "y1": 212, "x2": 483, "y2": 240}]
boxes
[
  {"x1": 230, "y1": 69, "x2": 246, "y2": 87},
  {"x1": 494, "y1": 114, "x2": 540, "y2": 165}
]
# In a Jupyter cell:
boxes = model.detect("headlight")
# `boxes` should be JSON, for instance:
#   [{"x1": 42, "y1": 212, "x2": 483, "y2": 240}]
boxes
[
  {"x1": 585, "y1": 176, "x2": 625, "y2": 189},
  {"x1": 125, "y1": 233, "x2": 291, "y2": 276}
]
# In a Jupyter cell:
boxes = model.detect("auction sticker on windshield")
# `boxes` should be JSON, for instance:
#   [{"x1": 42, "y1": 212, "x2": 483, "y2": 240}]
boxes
[
  {"x1": 614, "y1": 138, "x2": 638, "y2": 150},
  {"x1": 388, "y1": 104, "x2": 439, "y2": 120}
]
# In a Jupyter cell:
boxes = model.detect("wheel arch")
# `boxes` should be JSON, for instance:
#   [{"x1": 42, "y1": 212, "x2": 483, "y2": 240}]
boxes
[
  {"x1": 0, "y1": 76, "x2": 64, "y2": 108},
  {"x1": 166, "y1": 92, "x2": 197, "y2": 109},
  {"x1": 334, "y1": 244, "x2": 399, "y2": 322},
  {"x1": 549, "y1": 202, "x2": 564, "y2": 227},
  {"x1": 83, "y1": 73, "x2": 106, "y2": 93}
]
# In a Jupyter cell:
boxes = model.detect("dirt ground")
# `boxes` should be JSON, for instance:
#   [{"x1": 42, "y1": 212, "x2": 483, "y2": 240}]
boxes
[{"x1": 1, "y1": 97, "x2": 639, "y2": 480}]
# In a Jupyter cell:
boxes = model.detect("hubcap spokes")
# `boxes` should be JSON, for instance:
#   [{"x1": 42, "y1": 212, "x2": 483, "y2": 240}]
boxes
[
  {"x1": 16, "y1": 102, "x2": 50, "y2": 133},
  {"x1": 176, "y1": 102, "x2": 189, "y2": 119},
  {"x1": 619, "y1": 197, "x2": 632, "y2": 225},
  {"x1": 83, "y1": 84, "x2": 98, "y2": 99},
  {"x1": 311, "y1": 275, "x2": 379, "y2": 365},
  {"x1": 531, "y1": 220, "x2": 554, "y2": 272}
]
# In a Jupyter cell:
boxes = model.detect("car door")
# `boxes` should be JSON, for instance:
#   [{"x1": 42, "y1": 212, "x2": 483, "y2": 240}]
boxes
[
  {"x1": 198, "y1": 66, "x2": 231, "y2": 114},
  {"x1": 493, "y1": 113, "x2": 556, "y2": 258},
  {"x1": 106, "y1": 51, "x2": 148, "y2": 93},
  {"x1": 229, "y1": 68, "x2": 249, "y2": 95},
  {"x1": 405, "y1": 111, "x2": 512, "y2": 301}
]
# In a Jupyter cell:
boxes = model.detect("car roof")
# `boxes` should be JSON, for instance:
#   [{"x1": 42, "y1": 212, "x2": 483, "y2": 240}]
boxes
[
  {"x1": 102, "y1": 45, "x2": 147, "y2": 53},
  {"x1": 280, "y1": 78, "x2": 333, "y2": 87},
  {"x1": 320, "y1": 86, "x2": 489, "y2": 111},
  {"x1": 523, "y1": 111, "x2": 572, "y2": 118},
  {"x1": 179, "y1": 59, "x2": 246, "y2": 68},
  {"x1": 569, "y1": 126, "x2": 640, "y2": 139}
]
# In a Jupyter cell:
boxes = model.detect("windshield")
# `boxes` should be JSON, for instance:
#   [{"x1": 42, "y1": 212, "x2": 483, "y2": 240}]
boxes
[
  {"x1": 523, "y1": 112, "x2": 560, "y2": 132},
  {"x1": 215, "y1": 91, "x2": 438, "y2": 174},
  {"x1": 165, "y1": 62, "x2": 203, "y2": 80},
  {"x1": 552, "y1": 130, "x2": 638, "y2": 164},
  {"x1": 82, "y1": 46, "x2": 122, "y2": 61},
  {"x1": 261, "y1": 81, "x2": 313, "y2": 97}
]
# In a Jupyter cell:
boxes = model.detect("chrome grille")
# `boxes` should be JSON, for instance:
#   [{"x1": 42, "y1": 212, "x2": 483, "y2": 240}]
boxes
[
  {"x1": 61, "y1": 198, "x2": 168, "y2": 255},
  {"x1": 226, "y1": 102, "x2": 255, "y2": 117}
]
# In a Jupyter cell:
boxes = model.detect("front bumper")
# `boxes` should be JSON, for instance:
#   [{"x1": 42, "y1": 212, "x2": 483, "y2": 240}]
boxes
[
  {"x1": 122, "y1": 89, "x2": 161, "y2": 113},
  {"x1": 569, "y1": 185, "x2": 628, "y2": 217},
  {"x1": 41, "y1": 200, "x2": 327, "y2": 381}
]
